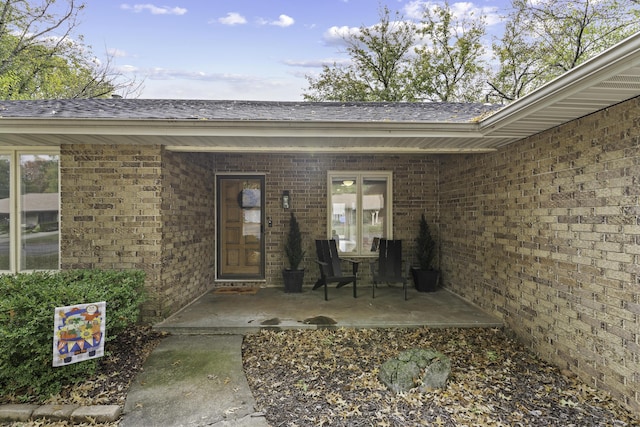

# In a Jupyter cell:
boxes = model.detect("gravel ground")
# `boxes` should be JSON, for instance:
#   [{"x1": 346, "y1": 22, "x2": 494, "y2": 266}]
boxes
[{"x1": 242, "y1": 327, "x2": 639, "y2": 427}]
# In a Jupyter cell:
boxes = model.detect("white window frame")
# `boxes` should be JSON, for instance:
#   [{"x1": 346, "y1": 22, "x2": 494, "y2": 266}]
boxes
[
  {"x1": 327, "y1": 171, "x2": 393, "y2": 257},
  {"x1": 0, "y1": 148, "x2": 60, "y2": 273}
]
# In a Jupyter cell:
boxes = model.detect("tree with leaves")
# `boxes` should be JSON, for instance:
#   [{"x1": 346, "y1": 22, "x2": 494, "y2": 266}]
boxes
[
  {"x1": 488, "y1": 0, "x2": 640, "y2": 102},
  {"x1": 21, "y1": 155, "x2": 59, "y2": 194},
  {"x1": 410, "y1": 1, "x2": 488, "y2": 102},
  {"x1": 304, "y1": 3, "x2": 489, "y2": 103},
  {"x1": 0, "y1": 0, "x2": 140, "y2": 99},
  {"x1": 487, "y1": 12, "x2": 543, "y2": 102},
  {"x1": 304, "y1": 6, "x2": 417, "y2": 102},
  {"x1": 305, "y1": 0, "x2": 640, "y2": 104}
]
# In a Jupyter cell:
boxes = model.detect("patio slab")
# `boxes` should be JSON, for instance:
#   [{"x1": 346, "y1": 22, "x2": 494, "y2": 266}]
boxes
[{"x1": 154, "y1": 286, "x2": 502, "y2": 335}]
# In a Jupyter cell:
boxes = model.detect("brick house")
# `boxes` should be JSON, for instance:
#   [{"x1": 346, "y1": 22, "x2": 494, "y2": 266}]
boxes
[{"x1": 1, "y1": 33, "x2": 639, "y2": 412}]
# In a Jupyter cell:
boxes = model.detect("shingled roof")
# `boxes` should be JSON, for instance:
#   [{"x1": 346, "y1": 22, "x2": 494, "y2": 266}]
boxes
[
  {"x1": 0, "y1": 32, "x2": 639, "y2": 154},
  {"x1": 0, "y1": 99, "x2": 500, "y2": 123}
]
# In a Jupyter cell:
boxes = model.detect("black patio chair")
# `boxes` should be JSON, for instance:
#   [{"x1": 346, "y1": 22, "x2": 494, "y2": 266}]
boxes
[
  {"x1": 313, "y1": 239, "x2": 359, "y2": 301},
  {"x1": 370, "y1": 239, "x2": 409, "y2": 300}
]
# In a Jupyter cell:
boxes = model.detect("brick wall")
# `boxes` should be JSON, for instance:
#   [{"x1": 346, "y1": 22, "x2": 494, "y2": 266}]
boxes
[
  {"x1": 160, "y1": 150, "x2": 215, "y2": 316},
  {"x1": 211, "y1": 153, "x2": 439, "y2": 288},
  {"x1": 60, "y1": 148, "x2": 438, "y2": 317},
  {"x1": 439, "y1": 96, "x2": 640, "y2": 413},
  {"x1": 60, "y1": 144, "x2": 164, "y2": 318},
  {"x1": 60, "y1": 145, "x2": 217, "y2": 318}
]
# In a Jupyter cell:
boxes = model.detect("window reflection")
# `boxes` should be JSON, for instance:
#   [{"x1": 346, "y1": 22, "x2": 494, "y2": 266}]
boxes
[
  {"x1": 0, "y1": 155, "x2": 10, "y2": 270},
  {"x1": 331, "y1": 177, "x2": 357, "y2": 253},
  {"x1": 20, "y1": 154, "x2": 59, "y2": 270},
  {"x1": 362, "y1": 178, "x2": 387, "y2": 252},
  {"x1": 242, "y1": 184, "x2": 261, "y2": 242},
  {"x1": 329, "y1": 173, "x2": 391, "y2": 255}
]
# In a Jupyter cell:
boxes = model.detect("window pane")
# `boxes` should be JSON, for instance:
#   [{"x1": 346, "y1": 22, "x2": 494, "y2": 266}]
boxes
[
  {"x1": 0, "y1": 155, "x2": 10, "y2": 270},
  {"x1": 331, "y1": 177, "x2": 357, "y2": 253},
  {"x1": 20, "y1": 154, "x2": 59, "y2": 270},
  {"x1": 362, "y1": 177, "x2": 388, "y2": 252}
]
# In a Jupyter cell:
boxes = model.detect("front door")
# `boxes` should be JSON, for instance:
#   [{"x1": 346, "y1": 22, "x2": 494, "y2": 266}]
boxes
[{"x1": 216, "y1": 175, "x2": 265, "y2": 280}]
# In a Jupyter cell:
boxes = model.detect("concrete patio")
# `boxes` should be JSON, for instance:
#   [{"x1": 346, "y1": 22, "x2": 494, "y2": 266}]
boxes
[{"x1": 153, "y1": 285, "x2": 503, "y2": 335}]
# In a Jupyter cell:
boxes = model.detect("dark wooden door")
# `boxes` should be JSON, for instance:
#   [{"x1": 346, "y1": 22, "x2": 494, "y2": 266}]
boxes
[{"x1": 217, "y1": 176, "x2": 264, "y2": 279}]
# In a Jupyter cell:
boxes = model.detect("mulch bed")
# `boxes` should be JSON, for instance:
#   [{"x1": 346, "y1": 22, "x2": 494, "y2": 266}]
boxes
[
  {"x1": 242, "y1": 327, "x2": 639, "y2": 426},
  {"x1": 0, "y1": 326, "x2": 167, "y2": 409},
  {"x1": 3, "y1": 326, "x2": 638, "y2": 426},
  {"x1": 50, "y1": 326, "x2": 167, "y2": 407},
  {"x1": 1, "y1": 326, "x2": 166, "y2": 427}
]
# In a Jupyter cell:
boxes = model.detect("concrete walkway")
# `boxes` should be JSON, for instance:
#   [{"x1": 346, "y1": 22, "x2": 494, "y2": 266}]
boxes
[{"x1": 120, "y1": 335, "x2": 268, "y2": 427}]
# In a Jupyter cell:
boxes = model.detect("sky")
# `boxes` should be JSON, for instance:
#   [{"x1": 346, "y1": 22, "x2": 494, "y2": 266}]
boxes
[{"x1": 77, "y1": 1, "x2": 511, "y2": 101}]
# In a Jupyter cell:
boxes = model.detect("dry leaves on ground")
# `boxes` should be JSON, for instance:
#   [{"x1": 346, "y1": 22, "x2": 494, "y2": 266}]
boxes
[
  {"x1": 49, "y1": 326, "x2": 166, "y2": 408},
  {"x1": 242, "y1": 327, "x2": 639, "y2": 427},
  {"x1": 1, "y1": 326, "x2": 166, "y2": 427}
]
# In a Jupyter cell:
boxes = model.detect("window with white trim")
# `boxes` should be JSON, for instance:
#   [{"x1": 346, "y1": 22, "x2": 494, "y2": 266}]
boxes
[
  {"x1": 0, "y1": 149, "x2": 60, "y2": 272},
  {"x1": 328, "y1": 171, "x2": 392, "y2": 256}
]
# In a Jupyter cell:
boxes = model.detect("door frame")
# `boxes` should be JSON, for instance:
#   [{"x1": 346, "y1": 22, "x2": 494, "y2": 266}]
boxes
[{"x1": 215, "y1": 173, "x2": 266, "y2": 281}]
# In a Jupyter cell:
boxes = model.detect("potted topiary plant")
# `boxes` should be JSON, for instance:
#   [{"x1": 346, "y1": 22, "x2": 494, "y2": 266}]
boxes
[
  {"x1": 412, "y1": 213, "x2": 439, "y2": 292},
  {"x1": 283, "y1": 211, "x2": 305, "y2": 292}
]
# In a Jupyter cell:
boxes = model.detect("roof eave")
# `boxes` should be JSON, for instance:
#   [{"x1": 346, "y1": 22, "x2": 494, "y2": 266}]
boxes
[
  {"x1": 0, "y1": 117, "x2": 482, "y2": 139},
  {"x1": 0, "y1": 118, "x2": 506, "y2": 154},
  {"x1": 481, "y1": 31, "x2": 640, "y2": 133}
]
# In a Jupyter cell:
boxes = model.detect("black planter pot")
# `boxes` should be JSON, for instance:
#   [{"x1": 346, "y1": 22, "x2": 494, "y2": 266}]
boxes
[
  {"x1": 283, "y1": 269, "x2": 305, "y2": 293},
  {"x1": 411, "y1": 268, "x2": 440, "y2": 292}
]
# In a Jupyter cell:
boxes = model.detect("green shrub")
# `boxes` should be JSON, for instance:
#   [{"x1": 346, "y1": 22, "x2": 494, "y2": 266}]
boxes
[
  {"x1": 0, "y1": 269, "x2": 146, "y2": 401},
  {"x1": 416, "y1": 214, "x2": 437, "y2": 270},
  {"x1": 284, "y1": 212, "x2": 305, "y2": 270}
]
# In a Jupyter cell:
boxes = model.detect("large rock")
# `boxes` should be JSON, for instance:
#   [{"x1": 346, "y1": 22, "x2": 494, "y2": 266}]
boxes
[{"x1": 379, "y1": 348, "x2": 451, "y2": 393}]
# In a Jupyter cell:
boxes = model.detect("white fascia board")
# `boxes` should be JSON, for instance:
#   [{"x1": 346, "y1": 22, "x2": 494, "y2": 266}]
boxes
[{"x1": 0, "y1": 118, "x2": 482, "y2": 139}]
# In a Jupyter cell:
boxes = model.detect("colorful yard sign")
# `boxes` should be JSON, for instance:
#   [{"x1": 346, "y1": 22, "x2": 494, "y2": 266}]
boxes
[{"x1": 53, "y1": 302, "x2": 106, "y2": 367}]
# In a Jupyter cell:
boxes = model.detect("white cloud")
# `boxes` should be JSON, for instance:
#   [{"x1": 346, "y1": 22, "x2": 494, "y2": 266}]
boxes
[
  {"x1": 403, "y1": 1, "x2": 501, "y2": 26},
  {"x1": 283, "y1": 58, "x2": 351, "y2": 68},
  {"x1": 218, "y1": 12, "x2": 247, "y2": 26},
  {"x1": 138, "y1": 67, "x2": 261, "y2": 83},
  {"x1": 272, "y1": 14, "x2": 295, "y2": 27},
  {"x1": 323, "y1": 25, "x2": 361, "y2": 45},
  {"x1": 120, "y1": 4, "x2": 187, "y2": 15},
  {"x1": 126, "y1": 67, "x2": 304, "y2": 100},
  {"x1": 118, "y1": 64, "x2": 140, "y2": 73},
  {"x1": 258, "y1": 14, "x2": 295, "y2": 27},
  {"x1": 107, "y1": 48, "x2": 129, "y2": 58},
  {"x1": 450, "y1": 2, "x2": 502, "y2": 26}
]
